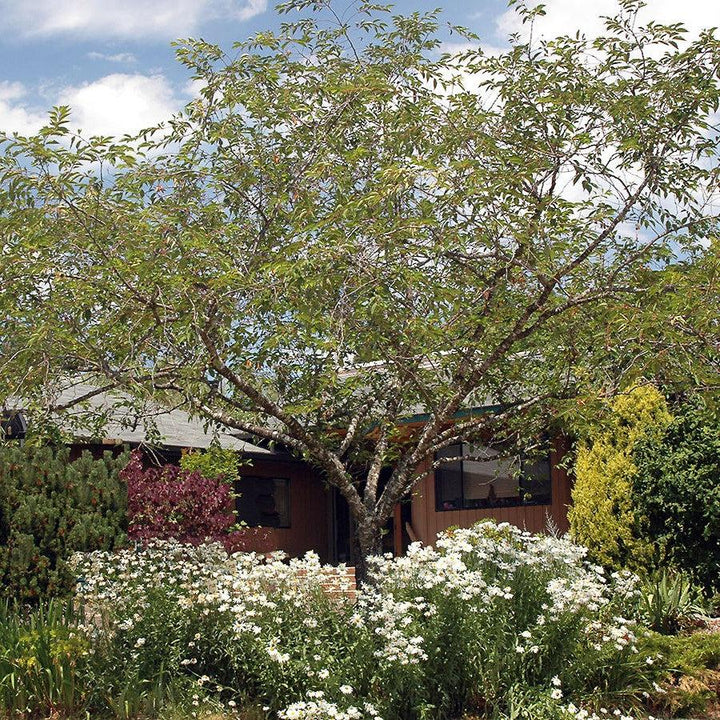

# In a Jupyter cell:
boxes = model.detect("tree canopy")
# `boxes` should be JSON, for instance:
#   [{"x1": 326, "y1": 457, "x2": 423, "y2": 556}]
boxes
[{"x1": 1, "y1": 0, "x2": 719, "y2": 564}]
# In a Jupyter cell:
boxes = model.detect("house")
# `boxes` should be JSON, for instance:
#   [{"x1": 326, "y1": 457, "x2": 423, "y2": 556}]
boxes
[
  {"x1": 3, "y1": 381, "x2": 572, "y2": 564},
  {"x1": 407, "y1": 436, "x2": 572, "y2": 548}
]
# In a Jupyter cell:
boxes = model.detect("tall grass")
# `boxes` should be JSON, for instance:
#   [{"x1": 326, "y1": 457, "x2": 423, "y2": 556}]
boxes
[{"x1": 0, "y1": 598, "x2": 91, "y2": 717}]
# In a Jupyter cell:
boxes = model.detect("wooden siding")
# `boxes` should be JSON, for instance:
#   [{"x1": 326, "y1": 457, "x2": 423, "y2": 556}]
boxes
[
  {"x1": 410, "y1": 438, "x2": 572, "y2": 546},
  {"x1": 235, "y1": 460, "x2": 330, "y2": 562}
]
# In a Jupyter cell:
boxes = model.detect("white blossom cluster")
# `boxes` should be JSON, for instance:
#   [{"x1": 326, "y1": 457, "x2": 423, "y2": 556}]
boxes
[
  {"x1": 279, "y1": 699, "x2": 382, "y2": 720},
  {"x1": 70, "y1": 523, "x2": 653, "y2": 720},
  {"x1": 72, "y1": 541, "x2": 353, "y2": 627}
]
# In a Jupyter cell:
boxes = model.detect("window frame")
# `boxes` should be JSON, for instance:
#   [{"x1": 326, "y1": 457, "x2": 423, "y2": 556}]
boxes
[
  {"x1": 235, "y1": 476, "x2": 291, "y2": 529},
  {"x1": 434, "y1": 442, "x2": 552, "y2": 512}
]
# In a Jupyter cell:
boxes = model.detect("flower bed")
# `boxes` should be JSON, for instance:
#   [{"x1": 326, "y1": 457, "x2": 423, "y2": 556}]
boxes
[{"x1": 63, "y1": 521, "x2": 668, "y2": 719}]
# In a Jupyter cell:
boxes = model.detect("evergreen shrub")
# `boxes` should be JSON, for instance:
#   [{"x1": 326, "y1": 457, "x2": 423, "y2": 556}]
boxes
[
  {"x1": 632, "y1": 395, "x2": 720, "y2": 594},
  {"x1": 568, "y1": 385, "x2": 672, "y2": 571},
  {"x1": 0, "y1": 444, "x2": 128, "y2": 600}
]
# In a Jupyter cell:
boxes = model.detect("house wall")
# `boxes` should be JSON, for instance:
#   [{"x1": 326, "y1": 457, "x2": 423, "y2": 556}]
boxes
[
  {"x1": 69, "y1": 443, "x2": 331, "y2": 562},
  {"x1": 234, "y1": 460, "x2": 331, "y2": 562},
  {"x1": 409, "y1": 438, "x2": 572, "y2": 546}
]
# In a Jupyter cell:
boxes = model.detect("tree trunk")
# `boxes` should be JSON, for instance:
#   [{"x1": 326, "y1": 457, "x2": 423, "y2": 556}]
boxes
[{"x1": 353, "y1": 518, "x2": 384, "y2": 586}]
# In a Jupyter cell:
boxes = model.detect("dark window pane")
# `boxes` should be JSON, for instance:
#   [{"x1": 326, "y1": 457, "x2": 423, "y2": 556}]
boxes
[
  {"x1": 435, "y1": 444, "x2": 463, "y2": 511},
  {"x1": 235, "y1": 477, "x2": 291, "y2": 528},
  {"x1": 462, "y1": 443, "x2": 520, "y2": 508},
  {"x1": 519, "y1": 456, "x2": 552, "y2": 505},
  {"x1": 435, "y1": 441, "x2": 553, "y2": 512}
]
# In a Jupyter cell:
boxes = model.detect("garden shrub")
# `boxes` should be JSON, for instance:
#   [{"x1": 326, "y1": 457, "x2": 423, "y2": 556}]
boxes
[
  {"x1": 122, "y1": 450, "x2": 244, "y2": 550},
  {"x1": 180, "y1": 444, "x2": 241, "y2": 484},
  {"x1": 71, "y1": 522, "x2": 660, "y2": 720},
  {"x1": 0, "y1": 444, "x2": 128, "y2": 600},
  {"x1": 632, "y1": 394, "x2": 720, "y2": 595},
  {"x1": 568, "y1": 385, "x2": 672, "y2": 572}
]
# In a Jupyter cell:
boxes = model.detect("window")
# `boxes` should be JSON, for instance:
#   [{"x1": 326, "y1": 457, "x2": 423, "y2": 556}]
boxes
[
  {"x1": 0, "y1": 410, "x2": 27, "y2": 440},
  {"x1": 235, "y1": 477, "x2": 290, "y2": 528},
  {"x1": 435, "y1": 443, "x2": 551, "y2": 511}
]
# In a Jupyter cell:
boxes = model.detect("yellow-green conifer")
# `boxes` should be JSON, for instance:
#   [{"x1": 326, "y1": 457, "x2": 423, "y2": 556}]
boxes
[{"x1": 569, "y1": 385, "x2": 672, "y2": 570}]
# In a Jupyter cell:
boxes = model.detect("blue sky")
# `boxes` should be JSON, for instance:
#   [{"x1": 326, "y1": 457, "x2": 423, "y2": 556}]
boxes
[{"x1": 0, "y1": 0, "x2": 716, "y2": 138}]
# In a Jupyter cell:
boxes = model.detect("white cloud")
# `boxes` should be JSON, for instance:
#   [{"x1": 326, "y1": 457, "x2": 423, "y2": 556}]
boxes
[
  {"x1": 87, "y1": 51, "x2": 137, "y2": 64},
  {"x1": 57, "y1": 74, "x2": 179, "y2": 136},
  {"x1": 440, "y1": 41, "x2": 504, "y2": 57},
  {"x1": 0, "y1": 72, "x2": 194, "y2": 138},
  {"x1": 0, "y1": 81, "x2": 25, "y2": 102},
  {"x1": 0, "y1": 0, "x2": 268, "y2": 40},
  {"x1": 0, "y1": 81, "x2": 47, "y2": 134},
  {"x1": 233, "y1": 0, "x2": 267, "y2": 21},
  {"x1": 497, "y1": 0, "x2": 719, "y2": 44},
  {"x1": 183, "y1": 78, "x2": 208, "y2": 99}
]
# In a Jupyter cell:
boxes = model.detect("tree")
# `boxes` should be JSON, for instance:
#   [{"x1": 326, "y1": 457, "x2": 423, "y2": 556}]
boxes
[{"x1": 1, "y1": 0, "x2": 719, "y2": 576}]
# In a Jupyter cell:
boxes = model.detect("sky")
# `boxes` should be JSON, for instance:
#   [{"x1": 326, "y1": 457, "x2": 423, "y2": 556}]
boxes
[{"x1": 0, "y1": 0, "x2": 718, "y2": 138}]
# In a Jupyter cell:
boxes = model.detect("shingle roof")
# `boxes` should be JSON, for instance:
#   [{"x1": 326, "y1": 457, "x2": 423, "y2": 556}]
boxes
[{"x1": 48, "y1": 380, "x2": 277, "y2": 457}]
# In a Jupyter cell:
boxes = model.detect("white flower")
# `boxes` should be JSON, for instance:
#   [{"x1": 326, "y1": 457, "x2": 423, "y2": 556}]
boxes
[{"x1": 339, "y1": 684, "x2": 354, "y2": 695}]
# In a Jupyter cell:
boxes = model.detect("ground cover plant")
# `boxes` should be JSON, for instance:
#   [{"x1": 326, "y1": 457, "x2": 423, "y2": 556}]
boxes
[
  {"x1": 637, "y1": 631, "x2": 720, "y2": 718},
  {"x1": 50, "y1": 521, "x2": 673, "y2": 720}
]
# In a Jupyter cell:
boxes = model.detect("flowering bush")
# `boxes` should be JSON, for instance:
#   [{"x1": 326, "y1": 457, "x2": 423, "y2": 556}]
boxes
[
  {"x1": 69, "y1": 521, "x2": 665, "y2": 719},
  {"x1": 359, "y1": 523, "x2": 656, "y2": 718}
]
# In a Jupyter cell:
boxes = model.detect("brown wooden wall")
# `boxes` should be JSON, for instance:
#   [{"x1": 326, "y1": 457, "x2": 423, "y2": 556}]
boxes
[
  {"x1": 409, "y1": 438, "x2": 572, "y2": 546},
  {"x1": 235, "y1": 459, "x2": 331, "y2": 562},
  {"x1": 68, "y1": 443, "x2": 331, "y2": 562}
]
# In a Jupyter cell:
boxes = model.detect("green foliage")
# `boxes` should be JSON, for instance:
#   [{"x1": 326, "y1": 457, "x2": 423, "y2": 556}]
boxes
[
  {"x1": 632, "y1": 395, "x2": 720, "y2": 594},
  {"x1": 3, "y1": 527, "x2": 718, "y2": 720},
  {"x1": 635, "y1": 570, "x2": 707, "y2": 634},
  {"x1": 641, "y1": 629, "x2": 720, "y2": 677},
  {"x1": 0, "y1": 597, "x2": 239, "y2": 720},
  {"x1": 179, "y1": 444, "x2": 241, "y2": 484},
  {"x1": 638, "y1": 630, "x2": 720, "y2": 718},
  {"x1": 0, "y1": 598, "x2": 92, "y2": 717},
  {"x1": 0, "y1": 443, "x2": 129, "y2": 600},
  {"x1": 568, "y1": 385, "x2": 672, "y2": 571}
]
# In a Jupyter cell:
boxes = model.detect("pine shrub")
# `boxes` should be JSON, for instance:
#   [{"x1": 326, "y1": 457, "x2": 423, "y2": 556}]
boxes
[{"x1": 0, "y1": 444, "x2": 128, "y2": 600}]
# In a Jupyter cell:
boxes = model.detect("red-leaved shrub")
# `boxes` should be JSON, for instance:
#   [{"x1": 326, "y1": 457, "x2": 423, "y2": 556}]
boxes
[{"x1": 121, "y1": 450, "x2": 243, "y2": 550}]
